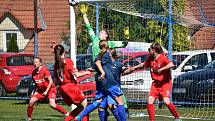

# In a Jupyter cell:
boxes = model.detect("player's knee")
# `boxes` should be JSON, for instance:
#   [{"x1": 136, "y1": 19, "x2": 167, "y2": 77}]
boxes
[
  {"x1": 115, "y1": 96, "x2": 124, "y2": 105},
  {"x1": 108, "y1": 104, "x2": 116, "y2": 110},
  {"x1": 93, "y1": 101, "x2": 101, "y2": 107},
  {"x1": 148, "y1": 96, "x2": 155, "y2": 104},
  {"x1": 49, "y1": 103, "x2": 56, "y2": 108},
  {"x1": 29, "y1": 100, "x2": 35, "y2": 106},
  {"x1": 98, "y1": 107, "x2": 105, "y2": 111},
  {"x1": 163, "y1": 97, "x2": 170, "y2": 105},
  {"x1": 81, "y1": 99, "x2": 88, "y2": 108}
]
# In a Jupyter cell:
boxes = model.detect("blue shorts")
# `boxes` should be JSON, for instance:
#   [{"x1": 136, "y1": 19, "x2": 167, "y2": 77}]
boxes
[
  {"x1": 100, "y1": 96, "x2": 117, "y2": 109},
  {"x1": 107, "y1": 85, "x2": 123, "y2": 98},
  {"x1": 95, "y1": 90, "x2": 107, "y2": 100}
]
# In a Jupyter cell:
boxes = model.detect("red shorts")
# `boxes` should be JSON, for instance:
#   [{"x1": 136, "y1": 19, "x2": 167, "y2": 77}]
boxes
[
  {"x1": 149, "y1": 80, "x2": 172, "y2": 99},
  {"x1": 59, "y1": 83, "x2": 85, "y2": 106},
  {"x1": 32, "y1": 87, "x2": 56, "y2": 101}
]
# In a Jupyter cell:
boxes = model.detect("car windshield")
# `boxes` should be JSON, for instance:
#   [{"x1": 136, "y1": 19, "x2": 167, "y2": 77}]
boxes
[
  {"x1": 204, "y1": 60, "x2": 215, "y2": 69},
  {"x1": 172, "y1": 54, "x2": 189, "y2": 70},
  {"x1": 6, "y1": 55, "x2": 33, "y2": 66}
]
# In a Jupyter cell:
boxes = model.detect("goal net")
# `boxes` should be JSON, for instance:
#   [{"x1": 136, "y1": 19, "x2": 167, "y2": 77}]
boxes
[{"x1": 75, "y1": 0, "x2": 215, "y2": 120}]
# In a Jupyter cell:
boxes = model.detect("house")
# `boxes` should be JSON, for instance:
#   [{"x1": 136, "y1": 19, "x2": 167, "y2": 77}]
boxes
[
  {"x1": 184, "y1": 0, "x2": 215, "y2": 50},
  {"x1": 0, "y1": 0, "x2": 70, "y2": 64}
]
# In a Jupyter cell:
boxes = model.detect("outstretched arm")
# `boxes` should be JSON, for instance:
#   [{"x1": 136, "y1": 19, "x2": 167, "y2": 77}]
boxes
[
  {"x1": 108, "y1": 27, "x2": 129, "y2": 49},
  {"x1": 74, "y1": 70, "x2": 91, "y2": 78}
]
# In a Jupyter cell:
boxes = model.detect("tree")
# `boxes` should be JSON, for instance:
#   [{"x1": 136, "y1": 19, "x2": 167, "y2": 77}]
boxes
[{"x1": 7, "y1": 36, "x2": 19, "y2": 53}]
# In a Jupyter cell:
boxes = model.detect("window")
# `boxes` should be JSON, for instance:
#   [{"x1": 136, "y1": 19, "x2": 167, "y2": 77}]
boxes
[
  {"x1": 6, "y1": 55, "x2": 33, "y2": 66},
  {"x1": 184, "y1": 53, "x2": 208, "y2": 71},
  {"x1": 210, "y1": 52, "x2": 215, "y2": 61},
  {"x1": 6, "y1": 33, "x2": 17, "y2": 49}
]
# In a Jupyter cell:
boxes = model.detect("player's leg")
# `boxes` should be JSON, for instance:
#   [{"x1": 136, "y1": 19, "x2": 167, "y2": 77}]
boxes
[
  {"x1": 108, "y1": 85, "x2": 126, "y2": 121},
  {"x1": 161, "y1": 83, "x2": 180, "y2": 120},
  {"x1": 107, "y1": 96, "x2": 121, "y2": 121},
  {"x1": 99, "y1": 97, "x2": 109, "y2": 121},
  {"x1": 75, "y1": 91, "x2": 104, "y2": 121},
  {"x1": 61, "y1": 83, "x2": 88, "y2": 121},
  {"x1": 147, "y1": 96, "x2": 156, "y2": 121},
  {"x1": 147, "y1": 83, "x2": 159, "y2": 121},
  {"x1": 65, "y1": 99, "x2": 87, "y2": 121},
  {"x1": 48, "y1": 88, "x2": 69, "y2": 116},
  {"x1": 49, "y1": 98, "x2": 69, "y2": 115},
  {"x1": 122, "y1": 94, "x2": 129, "y2": 118},
  {"x1": 27, "y1": 93, "x2": 40, "y2": 120}
]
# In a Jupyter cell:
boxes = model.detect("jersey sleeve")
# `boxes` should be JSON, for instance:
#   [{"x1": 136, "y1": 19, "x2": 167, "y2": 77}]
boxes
[
  {"x1": 85, "y1": 24, "x2": 98, "y2": 43},
  {"x1": 67, "y1": 59, "x2": 78, "y2": 73},
  {"x1": 144, "y1": 56, "x2": 152, "y2": 68},
  {"x1": 43, "y1": 68, "x2": 51, "y2": 78},
  {"x1": 108, "y1": 41, "x2": 125, "y2": 49},
  {"x1": 162, "y1": 55, "x2": 171, "y2": 65}
]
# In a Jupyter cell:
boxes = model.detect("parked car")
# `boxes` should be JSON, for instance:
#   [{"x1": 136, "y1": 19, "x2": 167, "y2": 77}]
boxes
[
  {"x1": 16, "y1": 64, "x2": 96, "y2": 100},
  {"x1": 0, "y1": 53, "x2": 34, "y2": 96},
  {"x1": 172, "y1": 60, "x2": 215, "y2": 104},
  {"x1": 172, "y1": 50, "x2": 215, "y2": 79},
  {"x1": 121, "y1": 50, "x2": 215, "y2": 101},
  {"x1": 118, "y1": 51, "x2": 149, "y2": 67},
  {"x1": 116, "y1": 42, "x2": 168, "y2": 54}
]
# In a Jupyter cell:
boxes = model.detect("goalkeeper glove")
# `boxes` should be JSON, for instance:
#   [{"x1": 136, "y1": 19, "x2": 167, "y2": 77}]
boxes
[
  {"x1": 123, "y1": 27, "x2": 129, "y2": 39},
  {"x1": 80, "y1": 4, "x2": 88, "y2": 16}
]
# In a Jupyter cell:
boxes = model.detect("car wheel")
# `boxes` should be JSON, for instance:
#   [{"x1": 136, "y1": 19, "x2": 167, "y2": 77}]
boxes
[{"x1": 0, "y1": 83, "x2": 6, "y2": 97}]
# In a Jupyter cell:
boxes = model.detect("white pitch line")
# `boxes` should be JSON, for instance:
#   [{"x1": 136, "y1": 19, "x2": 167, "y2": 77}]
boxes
[{"x1": 129, "y1": 112, "x2": 214, "y2": 120}]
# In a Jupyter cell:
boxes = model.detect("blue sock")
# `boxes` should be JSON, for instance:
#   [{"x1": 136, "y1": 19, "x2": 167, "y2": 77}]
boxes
[
  {"x1": 99, "y1": 110, "x2": 106, "y2": 121},
  {"x1": 117, "y1": 105, "x2": 127, "y2": 121},
  {"x1": 79, "y1": 101, "x2": 100, "y2": 119},
  {"x1": 105, "y1": 110, "x2": 110, "y2": 121},
  {"x1": 111, "y1": 108, "x2": 121, "y2": 121}
]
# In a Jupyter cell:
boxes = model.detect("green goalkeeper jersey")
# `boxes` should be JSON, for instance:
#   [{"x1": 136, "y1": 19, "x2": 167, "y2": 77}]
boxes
[{"x1": 85, "y1": 24, "x2": 126, "y2": 60}]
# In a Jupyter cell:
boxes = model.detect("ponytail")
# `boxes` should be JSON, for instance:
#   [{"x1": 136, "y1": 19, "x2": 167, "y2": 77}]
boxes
[
  {"x1": 98, "y1": 40, "x2": 108, "y2": 59},
  {"x1": 54, "y1": 45, "x2": 65, "y2": 70}
]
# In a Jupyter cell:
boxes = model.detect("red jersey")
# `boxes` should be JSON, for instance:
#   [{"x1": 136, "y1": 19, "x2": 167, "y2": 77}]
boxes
[
  {"x1": 32, "y1": 66, "x2": 55, "y2": 91},
  {"x1": 144, "y1": 54, "x2": 172, "y2": 82},
  {"x1": 54, "y1": 58, "x2": 78, "y2": 85}
]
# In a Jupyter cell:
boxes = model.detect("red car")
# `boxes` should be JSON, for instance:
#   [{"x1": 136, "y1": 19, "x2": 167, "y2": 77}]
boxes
[
  {"x1": 0, "y1": 53, "x2": 34, "y2": 96},
  {"x1": 118, "y1": 51, "x2": 149, "y2": 68},
  {"x1": 16, "y1": 65, "x2": 96, "y2": 100}
]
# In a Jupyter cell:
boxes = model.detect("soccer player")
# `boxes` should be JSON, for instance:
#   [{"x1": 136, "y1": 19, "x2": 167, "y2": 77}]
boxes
[
  {"x1": 53, "y1": 45, "x2": 91, "y2": 121},
  {"x1": 79, "y1": 4, "x2": 128, "y2": 60},
  {"x1": 27, "y1": 57, "x2": 68, "y2": 121},
  {"x1": 76, "y1": 40, "x2": 127, "y2": 121},
  {"x1": 131, "y1": 43, "x2": 181, "y2": 121},
  {"x1": 98, "y1": 48, "x2": 132, "y2": 121}
]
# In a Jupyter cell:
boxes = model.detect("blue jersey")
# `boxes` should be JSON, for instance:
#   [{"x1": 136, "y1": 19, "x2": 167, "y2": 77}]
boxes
[
  {"x1": 94, "y1": 51, "x2": 118, "y2": 89},
  {"x1": 111, "y1": 60, "x2": 124, "y2": 85}
]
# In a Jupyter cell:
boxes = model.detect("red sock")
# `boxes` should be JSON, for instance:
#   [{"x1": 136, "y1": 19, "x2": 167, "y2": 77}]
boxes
[
  {"x1": 53, "y1": 105, "x2": 68, "y2": 114},
  {"x1": 27, "y1": 105, "x2": 33, "y2": 119},
  {"x1": 82, "y1": 115, "x2": 89, "y2": 121},
  {"x1": 147, "y1": 104, "x2": 155, "y2": 121},
  {"x1": 166, "y1": 102, "x2": 179, "y2": 119},
  {"x1": 71, "y1": 106, "x2": 83, "y2": 117}
]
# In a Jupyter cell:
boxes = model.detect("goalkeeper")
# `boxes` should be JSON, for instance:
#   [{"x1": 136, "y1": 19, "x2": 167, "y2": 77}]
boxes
[
  {"x1": 80, "y1": 4, "x2": 130, "y2": 119},
  {"x1": 80, "y1": 4, "x2": 128, "y2": 60}
]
